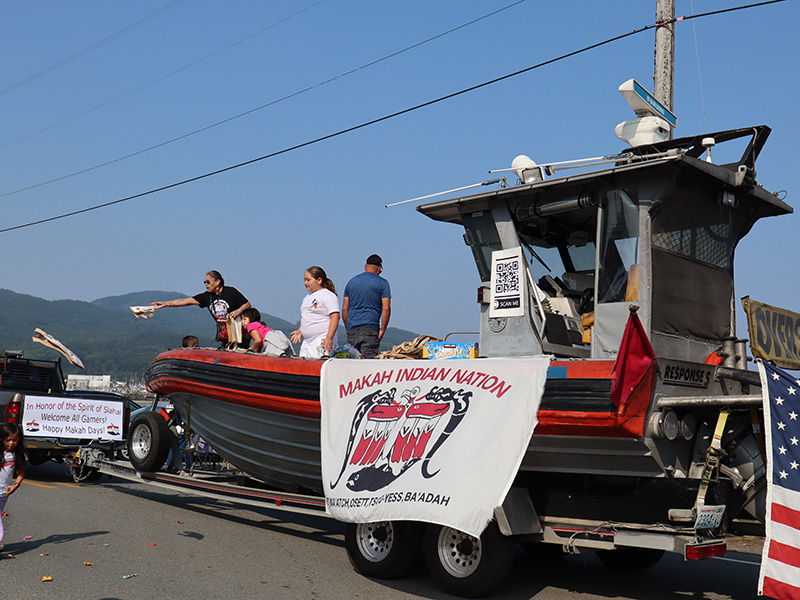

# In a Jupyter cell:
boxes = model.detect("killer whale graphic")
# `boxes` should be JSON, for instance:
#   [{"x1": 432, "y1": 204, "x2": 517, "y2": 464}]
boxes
[{"x1": 330, "y1": 385, "x2": 471, "y2": 492}]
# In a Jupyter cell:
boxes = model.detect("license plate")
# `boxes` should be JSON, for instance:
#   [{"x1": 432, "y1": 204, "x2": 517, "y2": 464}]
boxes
[{"x1": 694, "y1": 505, "x2": 725, "y2": 529}]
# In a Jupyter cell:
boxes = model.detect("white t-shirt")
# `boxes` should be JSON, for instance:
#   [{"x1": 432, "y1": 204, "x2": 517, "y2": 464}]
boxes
[
  {"x1": 300, "y1": 288, "x2": 340, "y2": 339},
  {"x1": 1, "y1": 451, "x2": 15, "y2": 496}
]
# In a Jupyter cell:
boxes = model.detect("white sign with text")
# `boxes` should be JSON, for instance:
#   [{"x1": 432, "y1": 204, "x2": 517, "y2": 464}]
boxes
[
  {"x1": 321, "y1": 356, "x2": 550, "y2": 537},
  {"x1": 23, "y1": 395, "x2": 124, "y2": 440}
]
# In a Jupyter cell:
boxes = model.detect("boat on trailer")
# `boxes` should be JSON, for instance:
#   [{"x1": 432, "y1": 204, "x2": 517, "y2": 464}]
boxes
[
  {"x1": 145, "y1": 122, "x2": 783, "y2": 520},
  {"x1": 138, "y1": 98, "x2": 787, "y2": 594}
]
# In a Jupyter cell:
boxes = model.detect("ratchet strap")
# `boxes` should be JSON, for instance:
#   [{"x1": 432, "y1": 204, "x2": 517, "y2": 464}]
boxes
[{"x1": 694, "y1": 409, "x2": 730, "y2": 511}]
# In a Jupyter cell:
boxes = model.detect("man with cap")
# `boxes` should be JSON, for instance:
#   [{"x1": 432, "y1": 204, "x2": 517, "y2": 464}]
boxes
[{"x1": 342, "y1": 254, "x2": 391, "y2": 359}]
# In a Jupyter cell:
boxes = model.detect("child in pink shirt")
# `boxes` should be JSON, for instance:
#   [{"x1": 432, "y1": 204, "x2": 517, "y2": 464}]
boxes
[{"x1": 241, "y1": 308, "x2": 273, "y2": 353}]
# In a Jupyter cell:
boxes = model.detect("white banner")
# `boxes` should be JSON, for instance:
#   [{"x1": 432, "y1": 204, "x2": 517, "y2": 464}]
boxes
[
  {"x1": 489, "y1": 247, "x2": 525, "y2": 318},
  {"x1": 321, "y1": 356, "x2": 550, "y2": 537},
  {"x1": 23, "y1": 395, "x2": 124, "y2": 441}
]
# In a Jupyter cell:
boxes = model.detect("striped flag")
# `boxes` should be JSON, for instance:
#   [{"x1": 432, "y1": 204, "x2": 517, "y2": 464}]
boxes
[{"x1": 759, "y1": 360, "x2": 800, "y2": 599}]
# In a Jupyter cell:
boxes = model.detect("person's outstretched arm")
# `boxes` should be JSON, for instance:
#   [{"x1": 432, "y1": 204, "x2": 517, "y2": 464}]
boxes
[{"x1": 151, "y1": 298, "x2": 200, "y2": 310}]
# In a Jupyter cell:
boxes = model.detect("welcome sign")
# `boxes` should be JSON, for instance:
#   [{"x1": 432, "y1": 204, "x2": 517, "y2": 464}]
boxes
[
  {"x1": 320, "y1": 357, "x2": 550, "y2": 537},
  {"x1": 23, "y1": 395, "x2": 124, "y2": 441}
]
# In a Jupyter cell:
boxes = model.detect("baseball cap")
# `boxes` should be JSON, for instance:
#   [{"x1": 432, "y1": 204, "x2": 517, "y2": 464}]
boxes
[{"x1": 366, "y1": 254, "x2": 383, "y2": 266}]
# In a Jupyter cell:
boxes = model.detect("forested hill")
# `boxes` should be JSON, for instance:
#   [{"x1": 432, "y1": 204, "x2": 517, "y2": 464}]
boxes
[{"x1": 0, "y1": 289, "x2": 419, "y2": 380}]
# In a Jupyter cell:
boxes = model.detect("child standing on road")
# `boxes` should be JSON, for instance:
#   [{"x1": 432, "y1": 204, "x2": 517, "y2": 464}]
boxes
[
  {"x1": 241, "y1": 308, "x2": 272, "y2": 353},
  {"x1": 0, "y1": 423, "x2": 26, "y2": 550}
]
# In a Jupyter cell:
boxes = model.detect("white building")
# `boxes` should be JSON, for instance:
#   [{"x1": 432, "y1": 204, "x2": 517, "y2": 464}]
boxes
[{"x1": 66, "y1": 374, "x2": 111, "y2": 391}]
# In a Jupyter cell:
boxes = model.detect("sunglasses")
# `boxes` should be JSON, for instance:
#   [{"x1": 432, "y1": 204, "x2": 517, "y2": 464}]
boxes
[{"x1": 204, "y1": 280, "x2": 212, "y2": 285}]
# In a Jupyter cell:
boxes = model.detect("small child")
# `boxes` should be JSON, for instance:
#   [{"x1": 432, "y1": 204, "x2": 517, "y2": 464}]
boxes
[
  {"x1": 241, "y1": 308, "x2": 273, "y2": 353},
  {"x1": 182, "y1": 335, "x2": 199, "y2": 348},
  {"x1": 0, "y1": 423, "x2": 26, "y2": 550}
]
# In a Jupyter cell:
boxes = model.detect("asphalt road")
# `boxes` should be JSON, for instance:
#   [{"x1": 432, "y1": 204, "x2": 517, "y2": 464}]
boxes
[{"x1": 0, "y1": 462, "x2": 763, "y2": 600}]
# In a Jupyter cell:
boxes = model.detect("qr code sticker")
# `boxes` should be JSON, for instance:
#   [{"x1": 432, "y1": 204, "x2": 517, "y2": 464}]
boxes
[{"x1": 495, "y1": 260, "x2": 519, "y2": 294}]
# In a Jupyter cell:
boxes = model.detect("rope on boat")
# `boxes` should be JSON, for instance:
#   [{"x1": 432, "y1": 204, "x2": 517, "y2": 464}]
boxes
[{"x1": 377, "y1": 335, "x2": 443, "y2": 360}]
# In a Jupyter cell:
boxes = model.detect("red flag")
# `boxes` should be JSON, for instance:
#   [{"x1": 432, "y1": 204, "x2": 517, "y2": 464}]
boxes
[{"x1": 610, "y1": 309, "x2": 656, "y2": 408}]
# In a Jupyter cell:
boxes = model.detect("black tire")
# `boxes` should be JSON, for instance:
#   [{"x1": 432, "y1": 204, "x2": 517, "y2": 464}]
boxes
[
  {"x1": 345, "y1": 521, "x2": 423, "y2": 579},
  {"x1": 424, "y1": 521, "x2": 513, "y2": 598},
  {"x1": 127, "y1": 411, "x2": 171, "y2": 472},
  {"x1": 596, "y1": 547, "x2": 664, "y2": 572},
  {"x1": 27, "y1": 451, "x2": 48, "y2": 466}
]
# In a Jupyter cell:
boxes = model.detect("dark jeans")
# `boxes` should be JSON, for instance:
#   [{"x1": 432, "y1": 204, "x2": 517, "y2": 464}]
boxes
[{"x1": 347, "y1": 325, "x2": 380, "y2": 358}]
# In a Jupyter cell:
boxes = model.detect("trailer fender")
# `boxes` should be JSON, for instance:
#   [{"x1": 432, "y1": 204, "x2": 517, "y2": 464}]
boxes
[{"x1": 493, "y1": 487, "x2": 541, "y2": 536}]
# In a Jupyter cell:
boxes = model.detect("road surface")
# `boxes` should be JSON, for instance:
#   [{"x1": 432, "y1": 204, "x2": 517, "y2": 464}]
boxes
[{"x1": 0, "y1": 462, "x2": 763, "y2": 599}]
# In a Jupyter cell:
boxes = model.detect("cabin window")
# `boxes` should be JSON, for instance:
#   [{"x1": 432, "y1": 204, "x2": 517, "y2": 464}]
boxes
[
  {"x1": 462, "y1": 210, "x2": 502, "y2": 282},
  {"x1": 649, "y1": 187, "x2": 745, "y2": 341},
  {"x1": 597, "y1": 190, "x2": 639, "y2": 304},
  {"x1": 521, "y1": 244, "x2": 561, "y2": 282},
  {"x1": 651, "y1": 194, "x2": 736, "y2": 270}
]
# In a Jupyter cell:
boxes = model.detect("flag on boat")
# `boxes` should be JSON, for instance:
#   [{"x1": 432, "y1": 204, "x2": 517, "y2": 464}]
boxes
[
  {"x1": 320, "y1": 356, "x2": 550, "y2": 538},
  {"x1": 758, "y1": 360, "x2": 800, "y2": 599},
  {"x1": 610, "y1": 308, "x2": 655, "y2": 408}
]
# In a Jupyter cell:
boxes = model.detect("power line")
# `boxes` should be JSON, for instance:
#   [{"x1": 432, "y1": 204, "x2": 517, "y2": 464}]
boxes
[
  {"x1": 0, "y1": 1, "x2": 185, "y2": 96},
  {"x1": 0, "y1": 0, "x2": 328, "y2": 150},
  {"x1": 0, "y1": 0, "x2": 785, "y2": 235},
  {"x1": 0, "y1": 0, "x2": 527, "y2": 199}
]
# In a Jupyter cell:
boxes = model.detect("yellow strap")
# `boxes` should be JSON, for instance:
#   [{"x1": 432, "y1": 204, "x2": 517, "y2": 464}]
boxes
[{"x1": 694, "y1": 410, "x2": 730, "y2": 511}]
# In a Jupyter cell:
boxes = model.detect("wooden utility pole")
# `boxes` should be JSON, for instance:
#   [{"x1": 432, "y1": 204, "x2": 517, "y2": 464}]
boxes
[{"x1": 654, "y1": 0, "x2": 675, "y2": 125}]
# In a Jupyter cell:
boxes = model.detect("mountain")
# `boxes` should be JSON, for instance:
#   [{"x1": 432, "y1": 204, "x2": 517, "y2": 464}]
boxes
[{"x1": 0, "y1": 289, "x2": 421, "y2": 380}]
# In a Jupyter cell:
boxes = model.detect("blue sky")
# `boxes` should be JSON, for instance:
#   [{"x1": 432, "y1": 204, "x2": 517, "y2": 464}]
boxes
[{"x1": 0, "y1": 0, "x2": 796, "y2": 340}]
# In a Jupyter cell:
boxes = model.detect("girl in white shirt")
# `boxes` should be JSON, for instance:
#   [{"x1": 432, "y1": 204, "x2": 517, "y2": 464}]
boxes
[
  {"x1": 0, "y1": 423, "x2": 26, "y2": 549},
  {"x1": 291, "y1": 266, "x2": 340, "y2": 359}
]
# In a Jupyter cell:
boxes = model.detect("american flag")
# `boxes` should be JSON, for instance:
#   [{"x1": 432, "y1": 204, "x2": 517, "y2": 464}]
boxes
[{"x1": 759, "y1": 360, "x2": 800, "y2": 599}]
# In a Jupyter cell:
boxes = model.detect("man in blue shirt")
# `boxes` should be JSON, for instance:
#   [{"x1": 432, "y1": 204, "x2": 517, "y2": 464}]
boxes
[{"x1": 342, "y1": 254, "x2": 391, "y2": 359}]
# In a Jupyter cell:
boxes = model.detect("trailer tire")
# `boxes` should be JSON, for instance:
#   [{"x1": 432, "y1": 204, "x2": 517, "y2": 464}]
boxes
[
  {"x1": 345, "y1": 521, "x2": 422, "y2": 579},
  {"x1": 27, "y1": 451, "x2": 49, "y2": 466},
  {"x1": 127, "y1": 411, "x2": 171, "y2": 472},
  {"x1": 596, "y1": 547, "x2": 664, "y2": 572},
  {"x1": 424, "y1": 522, "x2": 513, "y2": 598}
]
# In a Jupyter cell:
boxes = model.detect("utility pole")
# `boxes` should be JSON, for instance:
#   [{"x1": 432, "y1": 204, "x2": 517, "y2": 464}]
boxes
[{"x1": 654, "y1": 0, "x2": 675, "y2": 135}]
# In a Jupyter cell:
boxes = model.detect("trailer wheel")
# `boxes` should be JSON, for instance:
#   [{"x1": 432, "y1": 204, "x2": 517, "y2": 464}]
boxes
[
  {"x1": 345, "y1": 521, "x2": 422, "y2": 579},
  {"x1": 424, "y1": 522, "x2": 512, "y2": 598},
  {"x1": 27, "y1": 451, "x2": 48, "y2": 466},
  {"x1": 127, "y1": 411, "x2": 171, "y2": 472},
  {"x1": 596, "y1": 547, "x2": 664, "y2": 572}
]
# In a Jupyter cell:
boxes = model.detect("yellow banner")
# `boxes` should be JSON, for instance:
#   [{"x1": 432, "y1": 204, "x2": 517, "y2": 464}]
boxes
[{"x1": 742, "y1": 296, "x2": 800, "y2": 370}]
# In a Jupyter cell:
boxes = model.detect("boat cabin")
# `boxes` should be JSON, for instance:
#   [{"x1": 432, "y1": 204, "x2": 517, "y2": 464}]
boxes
[{"x1": 417, "y1": 126, "x2": 790, "y2": 363}]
